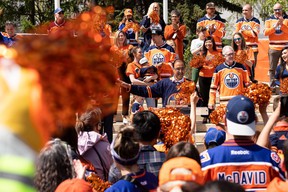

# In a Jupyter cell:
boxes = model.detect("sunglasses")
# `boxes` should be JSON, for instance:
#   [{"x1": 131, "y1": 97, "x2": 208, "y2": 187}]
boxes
[
  {"x1": 234, "y1": 38, "x2": 242, "y2": 42},
  {"x1": 274, "y1": 9, "x2": 282, "y2": 12},
  {"x1": 58, "y1": 11, "x2": 64, "y2": 15}
]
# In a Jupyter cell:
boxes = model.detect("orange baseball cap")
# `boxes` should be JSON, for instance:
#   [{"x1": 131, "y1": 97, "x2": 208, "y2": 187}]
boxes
[
  {"x1": 159, "y1": 157, "x2": 204, "y2": 186},
  {"x1": 55, "y1": 179, "x2": 93, "y2": 192},
  {"x1": 124, "y1": 9, "x2": 133, "y2": 16}
]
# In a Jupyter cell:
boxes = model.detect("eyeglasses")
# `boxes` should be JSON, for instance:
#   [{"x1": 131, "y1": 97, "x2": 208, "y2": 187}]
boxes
[
  {"x1": 224, "y1": 53, "x2": 234, "y2": 57},
  {"x1": 274, "y1": 9, "x2": 282, "y2": 12},
  {"x1": 233, "y1": 38, "x2": 242, "y2": 42}
]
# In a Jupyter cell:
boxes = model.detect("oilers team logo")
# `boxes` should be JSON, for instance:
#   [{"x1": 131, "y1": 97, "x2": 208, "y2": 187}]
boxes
[
  {"x1": 237, "y1": 111, "x2": 249, "y2": 123},
  {"x1": 152, "y1": 53, "x2": 165, "y2": 65},
  {"x1": 224, "y1": 73, "x2": 239, "y2": 88},
  {"x1": 241, "y1": 24, "x2": 251, "y2": 30}
]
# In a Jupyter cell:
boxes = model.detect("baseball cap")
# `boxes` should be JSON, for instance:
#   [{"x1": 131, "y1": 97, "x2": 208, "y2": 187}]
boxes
[
  {"x1": 151, "y1": 28, "x2": 163, "y2": 36},
  {"x1": 124, "y1": 9, "x2": 133, "y2": 16},
  {"x1": 139, "y1": 57, "x2": 148, "y2": 65},
  {"x1": 226, "y1": 95, "x2": 256, "y2": 136},
  {"x1": 55, "y1": 179, "x2": 93, "y2": 192},
  {"x1": 206, "y1": 2, "x2": 215, "y2": 9},
  {"x1": 204, "y1": 127, "x2": 226, "y2": 146},
  {"x1": 54, "y1": 8, "x2": 64, "y2": 14},
  {"x1": 159, "y1": 157, "x2": 204, "y2": 186}
]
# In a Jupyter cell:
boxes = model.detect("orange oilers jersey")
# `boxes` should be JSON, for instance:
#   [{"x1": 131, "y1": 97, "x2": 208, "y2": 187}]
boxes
[
  {"x1": 164, "y1": 24, "x2": 187, "y2": 60},
  {"x1": 201, "y1": 140, "x2": 285, "y2": 191},
  {"x1": 126, "y1": 61, "x2": 142, "y2": 79},
  {"x1": 264, "y1": 15, "x2": 288, "y2": 50},
  {"x1": 235, "y1": 17, "x2": 260, "y2": 52},
  {"x1": 199, "y1": 51, "x2": 222, "y2": 78},
  {"x1": 208, "y1": 62, "x2": 250, "y2": 106},
  {"x1": 197, "y1": 15, "x2": 226, "y2": 51},
  {"x1": 144, "y1": 43, "x2": 176, "y2": 66}
]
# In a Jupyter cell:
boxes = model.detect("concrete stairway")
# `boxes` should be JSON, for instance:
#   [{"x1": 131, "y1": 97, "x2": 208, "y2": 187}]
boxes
[{"x1": 113, "y1": 91, "x2": 278, "y2": 153}]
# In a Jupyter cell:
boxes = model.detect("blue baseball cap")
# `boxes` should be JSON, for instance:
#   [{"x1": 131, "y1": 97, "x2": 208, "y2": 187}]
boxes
[
  {"x1": 204, "y1": 127, "x2": 226, "y2": 146},
  {"x1": 54, "y1": 8, "x2": 64, "y2": 14},
  {"x1": 226, "y1": 95, "x2": 256, "y2": 136}
]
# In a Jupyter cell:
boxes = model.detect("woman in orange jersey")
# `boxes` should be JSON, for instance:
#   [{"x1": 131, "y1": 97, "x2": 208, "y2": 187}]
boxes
[
  {"x1": 126, "y1": 47, "x2": 157, "y2": 107},
  {"x1": 199, "y1": 36, "x2": 222, "y2": 123},
  {"x1": 232, "y1": 32, "x2": 255, "y2": 81},
  {"x1": 111, "y1": 31, "x2": 133, "y2": 124}
]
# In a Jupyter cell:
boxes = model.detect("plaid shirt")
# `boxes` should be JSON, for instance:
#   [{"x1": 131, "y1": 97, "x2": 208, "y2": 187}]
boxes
[{"x1": 108, "y1": 145, "x2": 166, "y2": 183}]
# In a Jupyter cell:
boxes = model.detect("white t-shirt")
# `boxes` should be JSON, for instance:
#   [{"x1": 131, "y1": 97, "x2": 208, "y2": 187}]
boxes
[{"x1": 190, "y1": 38, "x2": 204, "y2": 54}]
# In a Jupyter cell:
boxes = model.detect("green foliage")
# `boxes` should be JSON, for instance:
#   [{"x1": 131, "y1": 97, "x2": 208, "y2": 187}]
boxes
[
  {"x1": 259, "y1": 0, "x2": 287, "y2": 20},
  {"x1": 183, "y1": 44, "x2": 193, "y2": 79}
]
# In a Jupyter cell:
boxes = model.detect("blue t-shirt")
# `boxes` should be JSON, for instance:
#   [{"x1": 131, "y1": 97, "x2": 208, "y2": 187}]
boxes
[{"x1": 105, "y1": 170, "x2": 158, "y2": 192}]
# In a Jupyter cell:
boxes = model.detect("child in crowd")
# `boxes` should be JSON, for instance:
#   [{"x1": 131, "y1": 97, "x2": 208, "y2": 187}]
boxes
[
  {"x1": 131, "y1": 95, "x2": 144, "y2": 115},
  {"x1": 105, "y1": 127, "x2": 158, "y2": 192},
  {"x1": 190, "y1": 26, "x2": 206, "y2": 55},
  {"x1": 136, "y1": 57, "x2": 158, "y2": 84},
  {"x1": 204, "y1": 127, "x2": 226, "y2": 149}
]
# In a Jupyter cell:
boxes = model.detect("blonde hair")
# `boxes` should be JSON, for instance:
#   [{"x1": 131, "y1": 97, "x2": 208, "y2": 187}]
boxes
[
  {"x1": 147, "y1": 2, "x2": 160, "y2": 16},
  {"x1": 114, "y1": 30, "x2": 128, "y2": 47}
]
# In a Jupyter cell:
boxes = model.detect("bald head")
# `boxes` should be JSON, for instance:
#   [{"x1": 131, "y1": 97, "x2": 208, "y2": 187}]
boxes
[
  {"x1": 242, "y1": 4, "x2": 253, "y2": 19},
  {"x1": 273, "y1": 3, "x2": 283, "y2": 17}
]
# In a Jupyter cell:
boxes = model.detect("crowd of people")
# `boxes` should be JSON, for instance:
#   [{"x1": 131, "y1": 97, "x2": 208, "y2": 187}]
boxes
[{"x1": 0, "y1": 1, "x2": 288, "y2": 192}]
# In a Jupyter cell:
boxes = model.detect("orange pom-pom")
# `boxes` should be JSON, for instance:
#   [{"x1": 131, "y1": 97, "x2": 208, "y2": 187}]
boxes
[
  {"x1": 174, "y1": 81, "x2": 196, "y2": 105},
  {"x1": 235, "y1": 50, "x2": 248, "y2": 65},
  {"x1": 189, "y1": 55, "x2": 205, "y2": 68},
  {"x1": 210, "y1": 54, "x2": 225, "y2": 68},
  {"x1": 13, "y1": 7, "x2": 119, "y2": 130},
  {"x1": 209, "y1": 105, "x2": 226, "y2": 125},
  {"x1": 105, "y1": 6, "x2": 115, "y2": 14},
  {"x1": 151, "y1": 107, "x2": 191, "y2": 151},
  {"x1": 242, "y1": 83, "x2": 272, "y2": 105},
  {"x1": 280, "y1": 78, "x2": 288, "y2": 94},
  {"x1": 149, "y1": 11, "x2": 160, "y2": 23},
  {"x1": 86, "y1": 173, "x2": 111, "y2": 191}
]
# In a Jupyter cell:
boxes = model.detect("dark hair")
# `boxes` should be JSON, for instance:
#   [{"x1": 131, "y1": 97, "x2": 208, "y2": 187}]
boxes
[
  {"x1": 75, "y1": 108, "x2": 102, "y2": 135},
  {"x1": 35, "y1": 139, "x2": 74, "y2": 192},
  {"x1": 172, "y1": 59, "x2": 185, "y2": 68},
  {"x1": 232, "y1": 32, "x2": 247, "y2": 51},
  {"x1": 283, "y1": 140, "x2": 288, "y2": 171},
  {"x1": 202, "y1": 36, "x2": 217, "y2": 56},
  {"x1": 195, "y1": 180, "x2": 245, "y2": 192},
  {"x1": 165, "y1": 141, "x2": 201, "y2": 165},
  {"x1": 113, "y1": 126, "x2": 140, "y2": 160},
  {"x1": 128, "y1": 46, "x2": 141, "y2": 61},
  {"x1": 205, "y1": 142, "x2": 218, "y2": 149},
  {"x1": 279, "y1": 47, "x2": 288, "y2": 78},
  {"x1": 56, "y1": 126, "x2": 80, "y2": 159},
  {"x1": 132, "y1": 110, "x2": 161, "y2": 142}
]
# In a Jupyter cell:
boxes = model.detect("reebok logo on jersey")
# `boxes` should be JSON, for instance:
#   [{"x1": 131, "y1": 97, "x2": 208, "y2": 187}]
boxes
[
  {"x1": 152, "y1": 53, "x2": 165, "y2": 65},
  {"x1": 231, "y1": 150, "x2": 250, "y2": 155},
  {"x1": 224, "y1": 72, "x2": 240, "y2": 88}
]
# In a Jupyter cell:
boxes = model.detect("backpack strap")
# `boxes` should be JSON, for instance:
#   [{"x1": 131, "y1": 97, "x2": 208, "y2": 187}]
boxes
[{"x1": 92, "y1": 145, "x2": 109, "y2": 181}]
